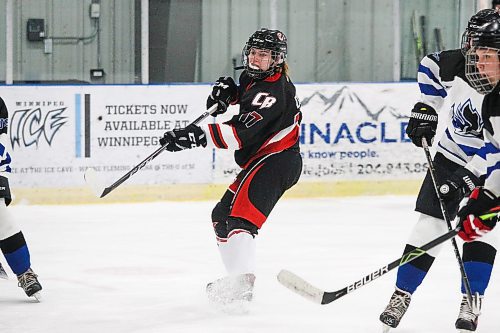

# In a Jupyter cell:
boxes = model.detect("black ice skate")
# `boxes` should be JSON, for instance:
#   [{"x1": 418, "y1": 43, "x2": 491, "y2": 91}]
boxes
[
  {"x1": 206, "y1": 273, "x2": 255, "y2": 310},
  {"x1": 17, "y1": 268, "x2": 42, "y2": 300},
  {"x1": 379, "y1": 287, "x2": 412, "y2": 332},
  {"x1": 455, "y1": 293, "x2": 482, "y2": 332}
]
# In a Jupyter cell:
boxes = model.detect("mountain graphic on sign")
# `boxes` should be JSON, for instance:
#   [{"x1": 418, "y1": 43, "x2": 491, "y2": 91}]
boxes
[{"x1": 300, "y1": 86, "x2": 408, "y2": 121}]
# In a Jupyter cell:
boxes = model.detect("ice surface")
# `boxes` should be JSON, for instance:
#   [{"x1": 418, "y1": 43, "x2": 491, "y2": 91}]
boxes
[{"x1": 0, "y1": 196, "x2": 498, "y2": 333}]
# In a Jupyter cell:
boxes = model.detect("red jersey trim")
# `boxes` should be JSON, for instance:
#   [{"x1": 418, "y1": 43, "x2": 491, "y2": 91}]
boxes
[
  {"x1": 241, "y1": 115, "x2": 300, "y2": 169},
  {"x1": 264, "y1": 72, "x2": 282, "y2": 82},
  {"x1": 230, "y1": 163, "x2": 267, "y2": 228}
]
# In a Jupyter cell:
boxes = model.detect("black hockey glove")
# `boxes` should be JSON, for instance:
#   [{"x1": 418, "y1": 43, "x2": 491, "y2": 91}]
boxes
[
  {"x1": 457, "y1": 187, "x2": 499, "y2": 242},
  {"x1": 206, "y1": 76, "x2": 238, "y2": 117},
  {"x1": 160, "y1": 124, "x2": 207, "y2": 152},
  {"x1": 439, "y1": 167, "x2": 481, "y2": 202},
  {"x1": 406, "y1": 102, "x2": 438, "y2": 147},
  {"x1": 0, "y1": 175, "x2": 12, "y2": 206}
]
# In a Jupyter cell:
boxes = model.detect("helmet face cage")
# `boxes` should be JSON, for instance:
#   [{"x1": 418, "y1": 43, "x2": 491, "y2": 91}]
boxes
[
  {"x1": 465, "y1": 45, "x2": 500, "y2": 94},
  {"x1": 242, "y1": 28, "x2": 287, "y2": 79},
  {"x1": 461, "y1": 29, "x2": 472, "y2": 54}
]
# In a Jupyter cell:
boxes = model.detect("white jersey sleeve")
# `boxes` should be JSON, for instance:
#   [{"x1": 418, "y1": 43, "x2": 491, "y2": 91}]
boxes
[{"x1": 417, "y1": 54, "x2": 451, "y2": 110}]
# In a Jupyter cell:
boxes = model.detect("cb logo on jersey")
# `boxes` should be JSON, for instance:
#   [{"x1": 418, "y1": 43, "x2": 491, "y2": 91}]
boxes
[{"x1": 252, "y1": 92, "x2": 277, "y2": 109}]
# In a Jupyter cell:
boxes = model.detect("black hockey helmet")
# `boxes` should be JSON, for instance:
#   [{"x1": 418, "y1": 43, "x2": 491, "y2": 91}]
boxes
[
  {"x1": 465, "y1": 18, "x2": 500, "y2": 94},
  {"x1": 242, "y1": 28, "x2": 287, "y2": 79},
  {"x1": 461, "y1": 9, "x2": 497, "y2": 54},
  {"x1": 470, "y1": 20, "x2": 500, "y2": 49}
]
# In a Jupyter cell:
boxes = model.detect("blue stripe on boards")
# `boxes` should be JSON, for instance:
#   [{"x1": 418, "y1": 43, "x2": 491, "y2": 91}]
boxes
[{"x1": 75, "y1": 94, "x2": 82, "y2": 158}]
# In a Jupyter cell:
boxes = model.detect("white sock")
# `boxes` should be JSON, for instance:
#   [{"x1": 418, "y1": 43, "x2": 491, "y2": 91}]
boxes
[
  {"x1": 407, "y1": 213, "x2": 448, "y2": 257},
  {"x1": 218, "y1": 231, "x2": 256, "y2": 275},
  {"x1": 0, "y1": 201, "x2": 19, "y2": 240}
]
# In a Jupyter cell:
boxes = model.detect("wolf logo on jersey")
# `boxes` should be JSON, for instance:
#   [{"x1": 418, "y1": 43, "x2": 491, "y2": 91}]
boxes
[{"x1": 451, "y1": 98, "x2": 483, "y2": 137}]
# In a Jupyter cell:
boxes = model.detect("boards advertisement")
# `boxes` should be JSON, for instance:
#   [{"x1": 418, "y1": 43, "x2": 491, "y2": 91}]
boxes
[{"x1": 0, "y1": 83, "x2": 426, "y2": 202}]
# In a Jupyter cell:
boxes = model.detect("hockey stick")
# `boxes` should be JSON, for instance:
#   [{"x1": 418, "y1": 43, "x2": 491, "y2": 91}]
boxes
[
  {"x1": 411, "y1": 11, "x2": 423, "y2": 68},
  {"x1": 434, "y1": 28, "x2": 444, "y2": 52},
  {"x1": 421, "y1": 137, "x2": 474, "y2": 308},
  {"x1": 84, "y1": 104, "x2": 219, "y2": 198},
  {"x1": 278, "y1": 225, "x2": 462, "y2": 305},
  {"x1": 419, "y1": 15, "x2": 427, "y2": 56}
]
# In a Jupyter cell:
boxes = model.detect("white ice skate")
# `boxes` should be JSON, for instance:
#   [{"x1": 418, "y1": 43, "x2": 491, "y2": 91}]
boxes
[
  {"x1": 206, "y1": 273, "x2": 255, "y2": 314},
  {"x1": 455, "y1": 293, "x2": 482, "y2": 332},
  {"x1": 380, "y1": 287, "x2": 412, "y2": 332}
]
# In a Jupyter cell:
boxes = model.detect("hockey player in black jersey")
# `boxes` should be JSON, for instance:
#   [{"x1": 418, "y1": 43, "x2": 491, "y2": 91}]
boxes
[
  {"x1": 380, "y1": 9, "x2": 498, "y2": 333},
  {"x1": 0, "y1": 97, "x2": 42, "y2": 300},
  {"x1": 160, "y1": 28, "x2": 302, "y2": 306}
]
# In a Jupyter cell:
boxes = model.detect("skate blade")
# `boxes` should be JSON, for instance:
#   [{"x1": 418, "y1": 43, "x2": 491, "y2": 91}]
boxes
[
  {"x1": 382, "y1": 324, "x2": 391, "y2": 333},
  {"x1": 0, "y1": 265, "x2": 8, "y2": 279},
  {"x1": 32, "y1": 291, "x2": 42, "y2": 302}
]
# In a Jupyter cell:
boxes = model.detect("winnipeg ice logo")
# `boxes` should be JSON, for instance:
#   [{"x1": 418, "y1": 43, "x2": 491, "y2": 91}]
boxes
[
  {"x1": 10, "y1": 107, "x2": 68, "y2": 148},
  {"x1": 451, "y1": 99, "x2": 483, "y2": 137}
]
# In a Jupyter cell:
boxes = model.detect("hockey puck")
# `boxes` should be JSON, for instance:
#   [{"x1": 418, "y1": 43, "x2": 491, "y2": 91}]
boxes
[{"x1": 97, "y1": 116, "x2": 103, "y2": 121}]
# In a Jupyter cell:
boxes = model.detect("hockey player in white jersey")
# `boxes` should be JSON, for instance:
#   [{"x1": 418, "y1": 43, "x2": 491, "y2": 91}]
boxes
[
  {"x1": 464, "y1": 16, "x2": 500, "y2": 200},
  {"x1": 379, "y1": 9, "x2": 498, "y2": 332},
  {"x1": 0, "y1": 97, "x2": 42, "y2": 300},
  {"x1": 455, "y1": 18, "x2": 500, "y2": 243}
]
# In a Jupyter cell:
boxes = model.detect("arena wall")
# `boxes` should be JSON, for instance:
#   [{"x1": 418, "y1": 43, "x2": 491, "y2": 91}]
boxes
[{"x1": 0, "y1": 82, "x2": 429, "y2": 204}]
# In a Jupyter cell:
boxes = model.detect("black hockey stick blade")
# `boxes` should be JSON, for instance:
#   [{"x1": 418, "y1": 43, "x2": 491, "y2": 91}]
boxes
[
  {"x1": 278, "y1": 226, "x2": 461, "y2": 305},
  {"x1": 84, "y1": 104, "x2": 219, "y2": 198}
]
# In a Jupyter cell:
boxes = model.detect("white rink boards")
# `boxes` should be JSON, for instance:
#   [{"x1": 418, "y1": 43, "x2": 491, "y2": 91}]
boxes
[{"x1": 0, "y1": 82, "x2": 431, "y2": 204}]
